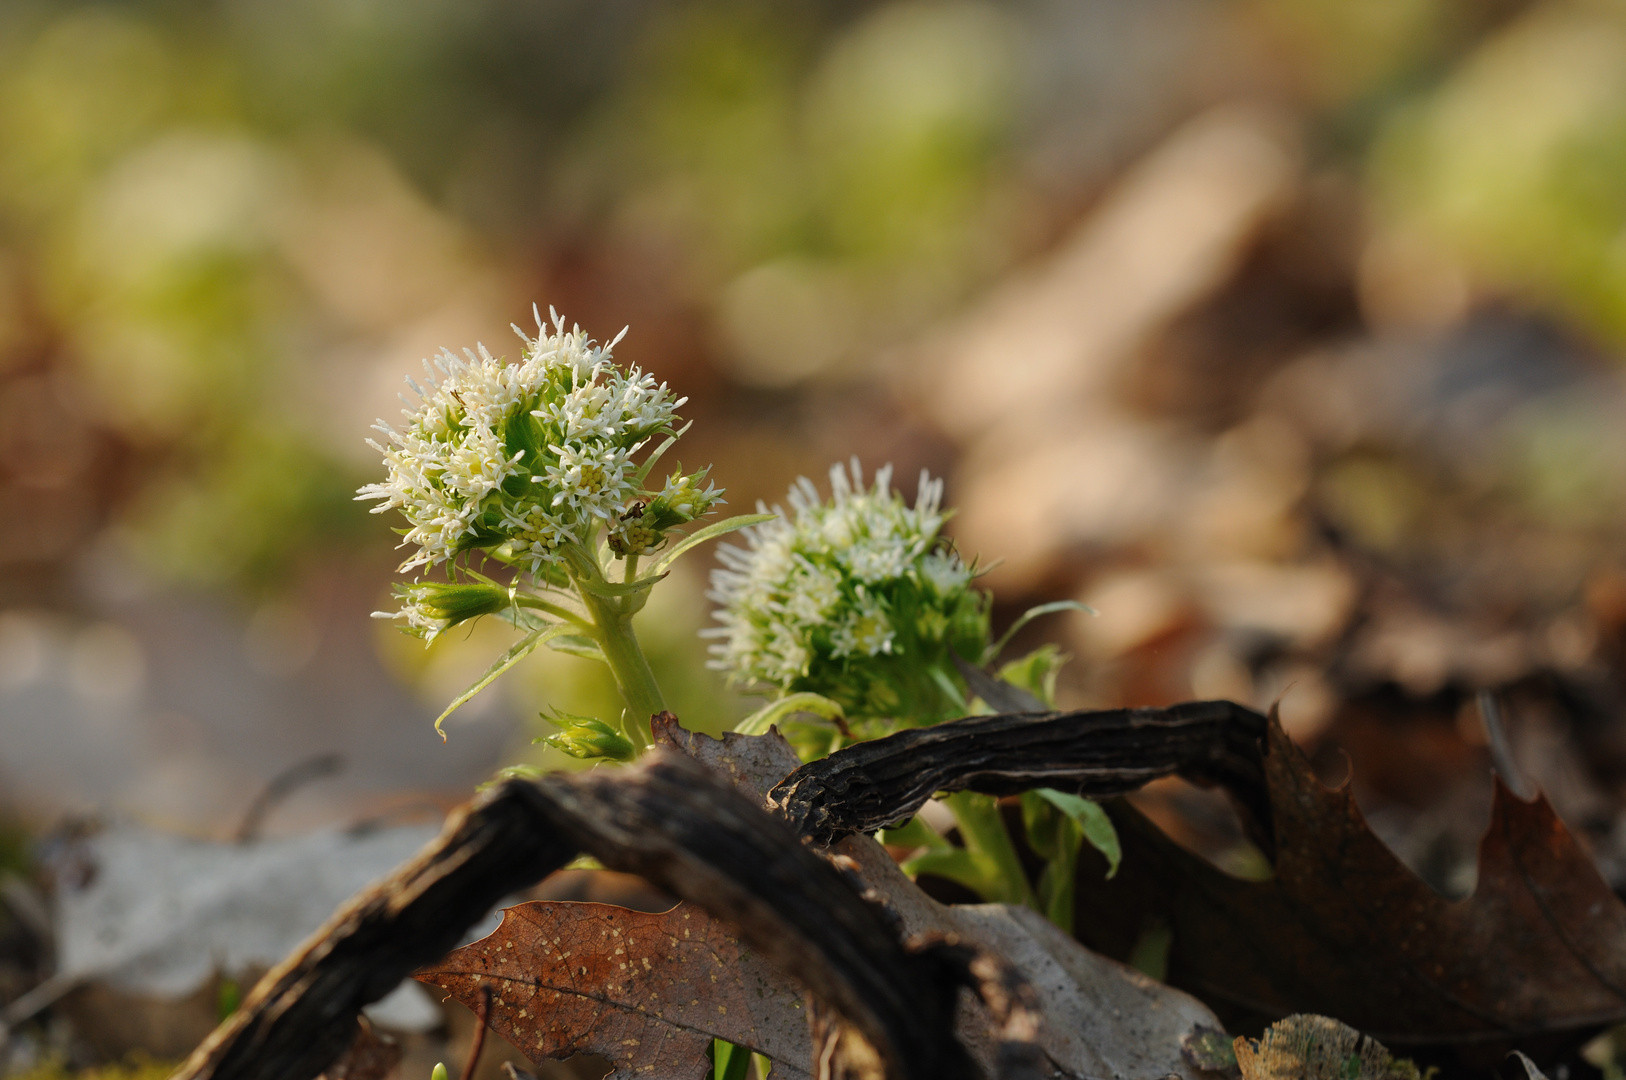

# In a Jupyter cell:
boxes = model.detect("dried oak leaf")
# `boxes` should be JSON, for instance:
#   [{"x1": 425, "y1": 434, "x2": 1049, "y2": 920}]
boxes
[
  {"x1": 416, "y1": 900, "x2": 810, "y2": 1080},
  {"x1": 1074, "y1": 712, "x2": 1626, "y2": 1048}
]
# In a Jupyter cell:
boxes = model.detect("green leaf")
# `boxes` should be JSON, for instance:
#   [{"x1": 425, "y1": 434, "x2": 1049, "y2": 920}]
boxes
[
  {"x1": 545, "y1": 634, "x2": 607, "y2": 662},
  {"x1": 495, "y1": 606, "x2": 550, "y2": 632},
  {"x1": 709, "y1": 1039, "x2": 752, "y2": 1080},
  {"x1": 1032, "y1": 788, "x2": 1120, "y2": 878},
  {"x1": 633, "y1": 420, "x2": 692, "y2": 486},
  {"x1": 900, "y1": 847, "x2": 1004, "y2": 901},
  {"x1": 733, "y1": 692, "x2": 846, "y2": 736},
  {"x1": 995, "y1": 644, "x2": 1067, "y2": 709},
  {"x1": 574, "y1": 572, "x2": 666, "y2": 599},
  {"x1": 1129, "y1": 919, "x2": 1172, "y2": 982},
  {"x1": 653, "y1": 513, "x2": 776, "y2": 574},
  {"x1": 433, "y1": 622, "x2": 575, "y2": 739},
  {"x1": 876, "y1": 815, "x2": 950, "y2": 851},
  {"x1": 982, "y1": 600, "x2": 1096, "y2": 665}
]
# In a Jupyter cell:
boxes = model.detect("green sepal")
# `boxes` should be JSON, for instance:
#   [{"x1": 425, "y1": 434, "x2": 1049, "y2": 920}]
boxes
[{"x1": 397, "y1": 580, "x2": 509, "y2": 626}]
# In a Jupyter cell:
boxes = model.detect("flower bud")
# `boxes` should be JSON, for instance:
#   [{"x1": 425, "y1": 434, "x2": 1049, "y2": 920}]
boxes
[
  {"x1": 540, "y1": 713, "x2": 636, "y2": 762},
  {"x1": 644, "y1": 467, "x2": 723, "y2": 530},
  {"x1": 372, "y1": 580, "x2": 509, "y2": 641}
]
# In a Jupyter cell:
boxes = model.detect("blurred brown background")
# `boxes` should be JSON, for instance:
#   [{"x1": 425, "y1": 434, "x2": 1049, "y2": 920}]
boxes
[{"x1": 1, "y1": 0, "x2": 1625, "y2": 955}]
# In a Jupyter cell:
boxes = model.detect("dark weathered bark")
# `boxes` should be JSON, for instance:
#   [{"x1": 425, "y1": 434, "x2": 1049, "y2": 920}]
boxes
[
  {"x1": 175, "y1": 782, "x2": 576, "y2": 1080},
  {"x1": 767, "y1": 701, "x2": 1272, "y2": 851}
]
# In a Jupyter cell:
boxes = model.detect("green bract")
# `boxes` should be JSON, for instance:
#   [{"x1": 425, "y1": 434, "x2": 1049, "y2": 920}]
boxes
[{"x1": 706, "y1": 460, "x2": 988, "y2": 730}]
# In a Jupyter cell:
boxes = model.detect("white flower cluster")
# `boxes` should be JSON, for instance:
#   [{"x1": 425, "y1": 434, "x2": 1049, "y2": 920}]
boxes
[
  {"x1": 357, "y1": 308, "x2": 683, "y2": 575},
  {"x1": 707, "y1": 459, "x2": 975, "y2": 694}
]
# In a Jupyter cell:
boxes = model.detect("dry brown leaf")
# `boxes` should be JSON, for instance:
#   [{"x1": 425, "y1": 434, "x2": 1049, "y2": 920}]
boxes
[
  {"x1": 1233, "y1": 1015, "x2": 1423, "y2": 1080},
  {"x1": 1074, "y1": 713, "x2": 1626, "y2": 1050},
  {"x1": 417, "y1": 901, "x2": 811, "y2": 1080}
]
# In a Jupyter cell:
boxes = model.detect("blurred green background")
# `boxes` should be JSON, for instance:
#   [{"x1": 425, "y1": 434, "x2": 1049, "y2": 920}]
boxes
[{"x1": 2, "y1": 0, "x2": 1626, "y2": 832}]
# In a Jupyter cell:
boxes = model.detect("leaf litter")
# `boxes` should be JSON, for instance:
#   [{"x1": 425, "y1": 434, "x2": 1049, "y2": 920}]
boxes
[{"x1": 417, "y1": 717, "x2": 1228, "y2": 1080}]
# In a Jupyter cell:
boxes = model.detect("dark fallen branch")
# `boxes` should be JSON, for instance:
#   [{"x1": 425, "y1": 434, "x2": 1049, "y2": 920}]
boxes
[
  {"x1": 768, "y1": 701, "x2": 1272, "y2": 850},
  {"x1": 176, "y1": 748, "x2": 1040, "y2": 1080}
]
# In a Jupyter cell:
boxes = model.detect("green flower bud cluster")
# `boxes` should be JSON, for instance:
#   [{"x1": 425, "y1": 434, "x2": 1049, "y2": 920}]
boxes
[
  {"x1": 608, "y1": 467, "x2": 723, "y2": 557},
  {"x1": 706, "y1": 460, "x2": 988, "y2": 729}
]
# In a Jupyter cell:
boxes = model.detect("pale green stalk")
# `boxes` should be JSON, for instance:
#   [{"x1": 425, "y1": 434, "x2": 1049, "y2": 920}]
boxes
[
  {"x1": 943, "y1": 791, "x2": 1038, "y2": 910},
  {"x1": 562, "y1": 537, "x2": 666, "y2": 749}
]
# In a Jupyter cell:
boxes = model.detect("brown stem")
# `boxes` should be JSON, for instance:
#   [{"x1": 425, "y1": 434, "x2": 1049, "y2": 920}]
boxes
[{"x1": 459, "y1": 986, "x2": 493, "y2": 1080}]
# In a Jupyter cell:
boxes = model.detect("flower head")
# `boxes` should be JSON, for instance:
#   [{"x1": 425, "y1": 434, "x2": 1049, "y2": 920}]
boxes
[
  {"x1": 357, "y1": 307, "x2": 686, "y2": 576},
  {"x1": 706, "y1": 459, "x2": 987, "y2": 726}
]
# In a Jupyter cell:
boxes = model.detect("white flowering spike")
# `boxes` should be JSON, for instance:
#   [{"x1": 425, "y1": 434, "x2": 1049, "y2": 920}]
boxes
[
  {"x1": 706, "y1": 459, "x2": 988, "y2": 727},
  {"x1": 356, "y1": 308, "x2": 685, "y2": 577}
]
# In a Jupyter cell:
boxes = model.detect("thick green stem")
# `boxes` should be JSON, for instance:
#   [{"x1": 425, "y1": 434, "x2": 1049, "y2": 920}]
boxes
[
  {"x1": 943, "y1": 790, "x2": 1038, "y2": 910},
  {"x1": 559, "y1": 540, "x2": 667, "y2": 749},
  {"x1": 580, "y1": 588, "x2": 666, "y2": 748}
]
